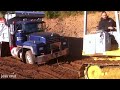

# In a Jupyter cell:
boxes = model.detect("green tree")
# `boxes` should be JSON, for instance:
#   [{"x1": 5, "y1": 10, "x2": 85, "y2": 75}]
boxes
[{"x1": 45, "y1": 11, "x2": 60, "y2": 18}]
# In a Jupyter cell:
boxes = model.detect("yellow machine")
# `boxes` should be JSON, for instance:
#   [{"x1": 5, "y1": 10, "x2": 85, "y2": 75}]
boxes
[{"x1": 82, "y1": 11, "x2": 120, "y2": 79}]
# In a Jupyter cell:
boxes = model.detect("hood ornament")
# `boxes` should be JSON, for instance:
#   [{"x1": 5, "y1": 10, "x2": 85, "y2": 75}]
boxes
[{"x1": 51, "y1": 33, "x2": 53, "y2": 37}]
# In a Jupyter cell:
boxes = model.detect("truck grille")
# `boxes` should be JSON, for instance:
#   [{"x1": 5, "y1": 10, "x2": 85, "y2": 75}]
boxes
[
  {"x1": 45, "y1": 42, "x2": 61, "y2": 54},
  {"x1": 46, "y1": 36, "x2": 60, "y2": 44},
  {"x1": 45, "y1": 37, "x2": 61, "y2": 54}
]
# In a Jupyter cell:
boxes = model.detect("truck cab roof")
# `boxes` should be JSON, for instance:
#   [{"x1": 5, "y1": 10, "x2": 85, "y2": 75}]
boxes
[
  {"x1": 5, "y1": 11, "x2": 45, "y2": 21},
  {"x1": 4, "y1": 11, "x2": 45, "y2": 26}
]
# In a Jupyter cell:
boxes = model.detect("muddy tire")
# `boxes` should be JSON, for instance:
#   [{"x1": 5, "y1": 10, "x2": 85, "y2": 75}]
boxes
[{"x1": 25, "y1": 50, "x2": 35, "y2": 64}]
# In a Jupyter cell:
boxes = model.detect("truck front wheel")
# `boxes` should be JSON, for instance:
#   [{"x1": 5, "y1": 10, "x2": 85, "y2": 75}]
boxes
[{"x1": 25, "y1": 50, "x2": 35, "y2": 64}]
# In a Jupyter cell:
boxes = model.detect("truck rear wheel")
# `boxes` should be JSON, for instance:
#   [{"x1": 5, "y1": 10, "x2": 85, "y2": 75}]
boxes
[{"x1": 25, "y1": 50, "x2": 35, "y2": 64}]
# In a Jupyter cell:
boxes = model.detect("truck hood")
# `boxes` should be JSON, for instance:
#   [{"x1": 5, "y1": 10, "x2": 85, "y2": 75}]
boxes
[
  {"x1": 28, "y1": 32, "x2": 60, "y2": 44},
  {"x1": 30, "y1": 32, "x2": 60, "y2": 38}
]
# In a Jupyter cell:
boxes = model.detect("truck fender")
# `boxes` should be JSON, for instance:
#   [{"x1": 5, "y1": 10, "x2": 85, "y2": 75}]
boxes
[
  {"x1": 22, "y1": 46, "x2": 35, "y2": 55},
  {"x1": 11, "y1": 47, "x2": 22, "y2": 59}
]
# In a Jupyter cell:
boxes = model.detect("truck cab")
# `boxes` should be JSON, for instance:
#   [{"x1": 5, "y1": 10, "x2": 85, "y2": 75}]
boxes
[{"x1": 0, "y1": 11, "x2": 69, "y2": 64}]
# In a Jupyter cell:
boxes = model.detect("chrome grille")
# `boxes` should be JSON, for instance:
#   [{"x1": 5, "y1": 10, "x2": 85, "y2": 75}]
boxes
[{"x1": 46, "y1": 36, "x2": 60, "y2": 44}]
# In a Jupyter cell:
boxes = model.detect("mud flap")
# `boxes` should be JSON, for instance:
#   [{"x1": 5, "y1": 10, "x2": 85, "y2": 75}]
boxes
[{"x1": 0, "y1": 42, "x2": 11, "y2": 57}]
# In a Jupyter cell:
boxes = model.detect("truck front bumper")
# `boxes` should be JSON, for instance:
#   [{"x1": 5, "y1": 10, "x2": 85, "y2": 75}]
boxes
[{"x1": 36, "y1": 48, "x2": 69, "y2": 64}]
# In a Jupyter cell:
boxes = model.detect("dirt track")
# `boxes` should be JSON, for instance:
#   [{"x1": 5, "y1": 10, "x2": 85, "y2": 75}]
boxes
[{"x1": 0, "y1": 56, "x2": 88, "y2": 79}]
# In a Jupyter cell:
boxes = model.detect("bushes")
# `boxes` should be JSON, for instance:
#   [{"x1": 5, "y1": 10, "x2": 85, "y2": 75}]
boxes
[
  {"x1": 45, "y1": 11, "x2": 60, "y2": 19},
  {"x1": 44, "y1": 11, "x2": 102, "y2": 19},
  {"x1": 45, "y1": 11, "x2": 84, "y2": 19}
]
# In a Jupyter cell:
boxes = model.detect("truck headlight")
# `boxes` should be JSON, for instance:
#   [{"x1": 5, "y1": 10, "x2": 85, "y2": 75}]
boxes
[
  {"x1": 63, "y1": 42, "x2": 66, "y2": 45},
  {"x1": 39, "y1": 47, "x2": 44, "y2": 51}
]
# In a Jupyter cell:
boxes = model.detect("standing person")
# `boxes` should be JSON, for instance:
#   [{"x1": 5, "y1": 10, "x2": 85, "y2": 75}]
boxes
[{"x1": 98, "y1": 11, "x2": 116, "y2": 32}]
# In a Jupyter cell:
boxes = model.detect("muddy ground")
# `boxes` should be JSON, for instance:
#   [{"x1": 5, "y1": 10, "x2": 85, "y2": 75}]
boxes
[{"x1": 0, "y1": 56, "x2": 90, "y2": 79}]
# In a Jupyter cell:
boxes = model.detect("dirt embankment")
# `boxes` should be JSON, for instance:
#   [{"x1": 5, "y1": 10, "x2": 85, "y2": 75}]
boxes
[{"x1": 45, "y1": 11, "x2": 114, "y2": 37}]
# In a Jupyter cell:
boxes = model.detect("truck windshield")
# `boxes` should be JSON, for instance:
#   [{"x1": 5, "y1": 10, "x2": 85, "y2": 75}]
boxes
[{"x1": 24, "y1": 22, "x2": 45, "y2": 33}]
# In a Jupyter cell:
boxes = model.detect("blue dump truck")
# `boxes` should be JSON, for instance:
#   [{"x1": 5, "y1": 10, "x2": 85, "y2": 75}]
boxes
[{"x1": 0, "y1": 11, "x2": 69, "y2": 64}]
